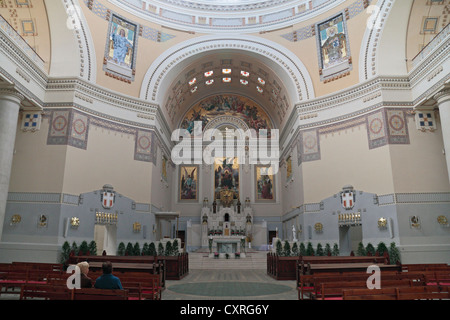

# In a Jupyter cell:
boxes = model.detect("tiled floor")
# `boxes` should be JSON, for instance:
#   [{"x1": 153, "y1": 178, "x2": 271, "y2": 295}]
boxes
[{"x1": 162, "y1": 269, "x2": 298, "y2": 300}]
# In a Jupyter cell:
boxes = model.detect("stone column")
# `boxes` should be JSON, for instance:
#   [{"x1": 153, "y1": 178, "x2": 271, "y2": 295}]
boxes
[
  {"x1": 0, "y1": 89, "x2": 23, "y2": 242},
  {"x1": 435, "y1": 89, "x2": 450, "y2": 184}
]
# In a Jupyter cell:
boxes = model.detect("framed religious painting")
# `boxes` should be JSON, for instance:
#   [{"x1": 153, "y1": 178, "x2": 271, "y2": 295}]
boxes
[
  {"x1": 179, "y1": 165, "x2": 198, "y2": 202},
  {"x1": 104, "y1": 14, "x2": 139, "y2": 82},
  {"x1": 214, "y1": 157, "x2": 240, "y2": 200},
  {"x1": 255, "y1": 165, "x2": 276, "y2": 203},
  {"x1": 316, "y1": 13, "x2": 352, "y2": 81},
  {"x1": 162, "y1": 155, "x2": 168, "y2": 183}
]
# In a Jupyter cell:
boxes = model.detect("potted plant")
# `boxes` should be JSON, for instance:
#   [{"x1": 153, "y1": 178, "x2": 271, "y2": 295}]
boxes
[
  {"x1": 332, "y1": 243, "x2": 339, "y2": 256},
  {"x1": 389, "y1": 242, "x2": 401, "y2": 265},
  {"x1": 117, "y1": 242, "x2": 126, "y2": 256}
]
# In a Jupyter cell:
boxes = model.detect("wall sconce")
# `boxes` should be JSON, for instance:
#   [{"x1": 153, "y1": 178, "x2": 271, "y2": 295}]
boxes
[
  {"x1": 10, "y1": 214, "x2": 21, "y2": 226},
  {"x1": 133, "y1": 222, "x2": 141, "y2": 233},
  {"x1": 314, "y1": 222, "x2": 323, "y2": 233},
  {"x1": 437, "y1": 215, "x2": 449, "y2": 227},
  {"x1": 70, "y1": 217, "x2": 80, "y2": 229},
  {"x1": 378, "y1": 217, "x2": 387, "y2": 229}
]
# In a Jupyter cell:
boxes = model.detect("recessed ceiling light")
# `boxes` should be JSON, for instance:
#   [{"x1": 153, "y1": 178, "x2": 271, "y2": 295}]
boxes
[
  {"x1": 204, "y1": 71, "x2": 214, "y2": 77},
  {"x1": 223, "y1": 77, "x2": 232, "y2": 83},
  {"x1": 241, "y1": 71, "x2": 250, "y2": 77},
  {"x1": 206, "y1": 79, "x2": 214, "y2": 85},
  {"x1": 222, "y1": 69, "x2": 232, "y2": 74},
  {"x1": 257, "y1": 86, "x2": 263, "y2": 93},
  {"x1": 240, "y1": 79, "x2": 248, "y2": 85},
  {"x1": 189, "y1": 78, "x2": 197, "y2": 86}
]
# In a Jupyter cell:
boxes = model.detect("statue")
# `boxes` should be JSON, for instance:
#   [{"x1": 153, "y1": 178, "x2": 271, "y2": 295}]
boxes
[
  {"x1": 220, "y1": 189, "x2": 235, "y2": 208},
  {"x1": 292, "y1": 225, "x2": 297, "y2": 242}
]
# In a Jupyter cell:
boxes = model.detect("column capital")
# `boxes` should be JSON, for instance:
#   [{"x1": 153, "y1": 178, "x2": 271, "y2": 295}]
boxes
[
  {"x1": 434, "y1": 89, "x2": 450, "y2": 104},
  {"x1": 0, "y1": 87, "x2": 25, "y2": 104}
]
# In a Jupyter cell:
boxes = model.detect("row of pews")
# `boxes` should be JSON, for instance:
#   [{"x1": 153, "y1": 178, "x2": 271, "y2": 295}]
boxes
[
  {"x1": 294, "y1": 257, "x2": 450, "y2": 300},
  {"x1": 0, "y1": 260, "x2": 165, "y2": 300}
]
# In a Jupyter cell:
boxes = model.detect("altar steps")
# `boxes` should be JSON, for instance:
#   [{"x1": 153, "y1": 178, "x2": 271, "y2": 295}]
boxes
[{"x1": 188, "y1": 251, "x2": 267, "y2": 270}]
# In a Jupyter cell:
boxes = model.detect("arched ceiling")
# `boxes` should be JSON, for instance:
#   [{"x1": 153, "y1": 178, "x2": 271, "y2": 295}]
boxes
[{"x1": 164, "y1": 50, "x2": 290, "y2": 129}]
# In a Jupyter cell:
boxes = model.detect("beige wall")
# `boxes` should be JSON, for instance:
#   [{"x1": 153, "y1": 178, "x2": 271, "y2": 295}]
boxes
[
  {"x1": 301, "y1": 123, "x2": 395, "y2": 204},
  {"x1": 390, "y1": 116, "x2": 450, "y2": 193},
  {"x1": 9, "y1": 115, "x2": 66, "y2": 193}
]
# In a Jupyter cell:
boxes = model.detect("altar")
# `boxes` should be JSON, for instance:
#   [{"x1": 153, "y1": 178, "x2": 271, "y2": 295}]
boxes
[{"x1": 210, "y1": 237, "x2": 245, "y2": 258}]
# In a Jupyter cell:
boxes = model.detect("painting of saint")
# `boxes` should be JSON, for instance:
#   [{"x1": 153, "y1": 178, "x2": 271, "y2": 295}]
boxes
[
  {"x1": 214, "y1": 157, "x2": 239, "y2": 200},
  {"x1": 106, "y1": 15, "x2": 137, "y2": 69},
  {"x1": 318, "y1": 14, "x2": 348, "y2": 69},
  {"x1": 179, "y1": 166, "x2": 198, "y2": 201},
  {"x1": 256, "y1": 166, "x2": 275, "y2": 202},
  {"x1": 286, "y1": 156, "x2": 293, "y2": 182}
]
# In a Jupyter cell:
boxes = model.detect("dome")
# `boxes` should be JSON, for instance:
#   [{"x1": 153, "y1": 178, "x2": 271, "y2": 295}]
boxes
[{"x1": 112, "y1": 0, "x2": 345, "y2": 33}]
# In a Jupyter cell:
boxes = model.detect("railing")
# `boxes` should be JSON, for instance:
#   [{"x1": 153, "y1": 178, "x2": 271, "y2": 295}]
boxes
[
  {"x1": 0, "y1": 14, "x2": 45, "y2": 70},
  {"x1": 412, "y1": 23, "x2": 450, "y2": 68}
]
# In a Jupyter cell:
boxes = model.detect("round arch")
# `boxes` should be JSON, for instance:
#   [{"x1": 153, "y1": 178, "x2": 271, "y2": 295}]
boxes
[{"x1": 140, "y1": 34, "x2": 315, "y2": 110}]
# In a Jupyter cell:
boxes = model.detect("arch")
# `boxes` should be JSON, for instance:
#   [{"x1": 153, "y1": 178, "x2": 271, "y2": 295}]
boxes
[
  {"x1": 45, "y1": 0, "x2": 97, "y2": 82},
  {"x1": 358, "y1": 0, "x2": 410, "y2": 81},
  {"x1": 140, "y1": 34, "x2": 315, "y2": 106}
]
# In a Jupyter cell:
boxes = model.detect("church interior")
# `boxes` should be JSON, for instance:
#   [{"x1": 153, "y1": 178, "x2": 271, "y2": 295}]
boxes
[{"x1": 0, "y1": 0, "x2": 449, "y2": 299}]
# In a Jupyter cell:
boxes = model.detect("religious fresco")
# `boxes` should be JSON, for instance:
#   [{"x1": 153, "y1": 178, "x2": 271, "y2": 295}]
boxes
[
  {"x1": 179, "y1": 165, "x2": 198, "y2": 201},
  {"x1": 255, "y1": 165, "x2": 275, "y2": 202},
  {"x1": 214, "y1": 157, "x2": 239, "y2": 200},
  {"x1": 317, "y1": 14, "x2": 349, "y2": 70},
  {"x1": 180, "y1": 95, "x2": 273, "y2": 134},
  {"x1": 104, "y1": 14, "x2": 138, "y2": 81}
]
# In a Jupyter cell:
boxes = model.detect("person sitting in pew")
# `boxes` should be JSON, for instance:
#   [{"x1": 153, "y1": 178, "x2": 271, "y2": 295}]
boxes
[
  {"x1": 94, "y1": 261, "x2": 123, "y2": 290},
  {"x1": 77, "y1": 261, "x2": 93, "y2": 288}
]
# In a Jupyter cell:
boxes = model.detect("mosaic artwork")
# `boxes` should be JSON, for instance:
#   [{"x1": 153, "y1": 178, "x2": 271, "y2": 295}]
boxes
[
  {"x1": 135, "y1": 130, "x2": 155, "y2": 163},
  {"x1": 180, "y1": 95, "x2": 273, "y2": 134},
  {"x1": 179, "y1": 165, "x2": 198, "y2": 201},
  {"x1": 104, "y1": 14, "x2": 138, "y2": 81},
  {"x1": 317, "y1": 14, "x2": 349, "y2": 70},
  {"x1": 255, "y1": 165, "x2": 275, "y2": 202},
  {"x1": 297, "y1": 129, "x2": 321, "y2": 164}
]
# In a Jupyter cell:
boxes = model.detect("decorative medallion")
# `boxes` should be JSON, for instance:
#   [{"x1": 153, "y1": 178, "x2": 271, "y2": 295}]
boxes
[
  {"x1": 10, "y1": 214, "x2": 21, "y2": 225},
  {"x1": 340, "y1": 185, "x2": 355, "y2": 210},
  {"x1": 71, "y1": 217, "x2": 80, "y2": 228},
  {"x1": 378, "y1": 217, "x2": 387, "y2": 229},
  {"x1": 38, "y1": 215, "x2": 48, "y2": 228},
  {"x1": 101, "y1": 185, "x2": 116, "y2": 209},
  {"x1": 314, "y1": 222, "x2": 323, "y2": 233},
  {"x1": 410, "y1": 216, "x2": 420, "y2": 229},
  {"x1": 437, "y1": 215, "x2": 448, "y2": 226}
]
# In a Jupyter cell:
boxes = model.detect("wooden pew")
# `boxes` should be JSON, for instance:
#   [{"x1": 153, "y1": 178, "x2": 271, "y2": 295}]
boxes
[
  {"x1": 402, "y1": 264, "x2": 450, "y2": 272},
  {"x1": 71, "y1": 288, "x2": 129, "y2": 300},
  {"x1": 122, "y1": 276, "x2": 162, "y2": 300},
  {"x1": 343, "y1": 285, "x2": 450, "y2": 300},
  {"x1": 20, "y1": 283, "x2": 71, "y2": 300},
  {"x1": 298, "y1": 271, "x2": 427, "y2": 300},
  {"x1": 312, "y1": 279, "x2": 421, "y2": 300}
]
